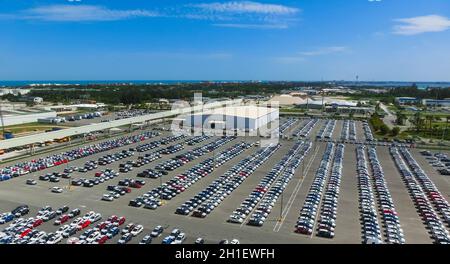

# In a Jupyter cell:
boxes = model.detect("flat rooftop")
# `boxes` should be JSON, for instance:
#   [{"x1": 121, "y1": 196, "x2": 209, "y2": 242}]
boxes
[{"x1": 191, "y1": 105, "x2": 278, "y2": 119}]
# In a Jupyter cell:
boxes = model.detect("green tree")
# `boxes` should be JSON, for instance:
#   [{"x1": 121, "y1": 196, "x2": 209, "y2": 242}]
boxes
[
  {"x1": 391, "y1": 127, "x2": 400, "y2": 137},
  {"x1": 380, "y1": 124, "x2": 390, "y2": 135},
  {"x1": 396, "y1": 111, "x2": 406, "y2": 126}
]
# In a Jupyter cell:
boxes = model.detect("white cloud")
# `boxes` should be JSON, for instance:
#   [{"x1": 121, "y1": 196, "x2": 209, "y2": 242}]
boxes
[
  {"x1": 0, "y1": 2, "x2": 300, "y2": 29},
  {"x1": 213, "y1": 23, "x2": 288, "y2": 29},
  {"x1": 21, "y1": 5, "x2": 158, "y2": 22},
  {"x1": 299, "y1": 46, "x2": 348, "y2": 56},
  {"x1": 393, "y1": 15, "x2": 450, "y2": 35},
  {"x1": 193, "y1": 1, "x2": 299, "y2": 15},
  {"x1": 186, "y1": 1, "x2": 299, "y2": 29}
]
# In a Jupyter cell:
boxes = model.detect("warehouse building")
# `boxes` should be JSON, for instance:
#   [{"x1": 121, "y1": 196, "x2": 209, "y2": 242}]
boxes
[
  {"x1": 183, "y1": 105, "x2": 279, "y2": 132},
  {"x1": 395, "y1": 97, "x2": 419, "y2": 105},
  {"x1": 0, "y1": 110, "x2": 57, "y2": 126},
  {"x1": 422, "y1": 99, "x2": 450, "y2": 107}
]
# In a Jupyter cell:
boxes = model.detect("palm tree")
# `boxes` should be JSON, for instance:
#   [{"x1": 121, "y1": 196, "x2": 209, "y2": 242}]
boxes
[
  {"x1": 414, "y1": 112, "x2": 422, "y2": 132},
  {"x1": 445, "y1": 116, "x2": 450, "y2": 139}
]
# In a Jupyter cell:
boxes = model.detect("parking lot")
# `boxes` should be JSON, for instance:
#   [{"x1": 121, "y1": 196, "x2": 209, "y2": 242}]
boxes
[{"x1": 0, "y1": 119, "x2": 448, "y2": 244}]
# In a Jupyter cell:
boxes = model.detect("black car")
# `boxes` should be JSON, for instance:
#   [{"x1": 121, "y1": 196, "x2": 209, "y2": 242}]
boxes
[
  {"x1": 12, "y1": 205, "x2": 29, "y2": 216},
  {"x1": 49, "y1": 176, "x2": 60, "y2": 183},
  {"x1": 39, "y1": 175, "x2": 49, "y2": 181},
  {"x1": 68, "y1": 208, "x2": 80, "y2": 218},
  {"x1": 129, "y1": 200, "x2": 142, "y2": 207},
  {"x1": 56, "y1": 205, "x2": 69, "y2": 215}
]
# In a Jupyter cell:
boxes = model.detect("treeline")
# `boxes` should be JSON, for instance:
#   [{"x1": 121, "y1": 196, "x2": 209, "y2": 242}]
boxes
[
  {"x1": 23, "y1": 82, "x2": 309, "y2": 104},
  {"x1": 387, "y1": 86, "x2": 450, "y2": 100}
]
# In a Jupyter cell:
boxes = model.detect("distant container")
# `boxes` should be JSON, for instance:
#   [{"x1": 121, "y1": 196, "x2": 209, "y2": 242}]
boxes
[{"x1": 3, "y1": 132, "x2": 14, "y2": 139}]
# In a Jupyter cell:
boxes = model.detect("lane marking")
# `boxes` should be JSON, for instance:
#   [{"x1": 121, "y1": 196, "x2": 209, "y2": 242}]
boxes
[{"x1": 273, "y1": 143, "x2": 319, "y2": 232}]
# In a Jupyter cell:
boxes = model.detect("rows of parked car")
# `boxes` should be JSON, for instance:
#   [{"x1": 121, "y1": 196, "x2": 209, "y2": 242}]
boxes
[
  {"x1": 317, "y1": 120, "x2": 336, "y2": 140},
  {"x1": 119, "y1": 152, "x2": 161, "y2": 174},
  {"x1": 135, "y1": 134, "x2": 185, "y2": 152},
  {"x1": 97, "y1": 149, "x2": 135, "y2": 166},
  {"x1": 420, "y1": 150, "x2": 450, "y2": 176},
  {"x1": 349, "y1": 120, "x2": 356, "y2": 141},
  {"x1": 247, "y1": 142, "x2": 312, "y2": 226},
  {"x1": 67, "y1": 214, "x2": 127, "y2": 244},
  {"x1": 293, "y1": 119, "x2": 319, "y2": 138},
  {"x1": 363, "y1": 121, "x2": 374, "y2": 142},
  {"x1": 0, "y1": 131, "x2": 160, "y2": 182},
  {"x1": 340, "y1": 120, "x2": 349, "y2": 141},
  {"x1": 186, "y1": 135, "x2": 210, "y2": 146},
  {"x1": 228, "y1": 141, "x2": 305, "y2": 225},
  {"x1": 315, "y1": 143, "x2": 344, "y2": 239},
  {"x1": 154, "y1": 136, "x2": 235, "y2": 172},
  {"x1": 356, "y1": 146, "x2": 383, "y2": 244},
  {"x1": 295, "y1": 143, "x2": 335, "y2": 235},
  {"x1": 71, "y1": 168, "x2": 120, "y2": 188},
  {"x1": 279, "y1": 118, "x2": 298, "y2": 138},
  {"x1": 179, "y1": 144, "x2": 281, "y2": 218},
  {"x1": 115, "y1": 109, "x2": 153, "y2": 120},
  {"x1": 367, "y1": 147, "x2": 405, "y2": 244},
  {"x1": 0, "y1": 205, "x2": 88, "y2": 244},
  {"x1": 67, "y1": 112, "x2": 102, "y2": 122},
  {"x1": 398, "y1": 148, "x2": 450, "y2": 229},
  {"x1": 390, "y1": 147, "x2": 450, "y2": 244},
  {"x1": 135, "y1": 142, "x2": 251, "y2": 210}
]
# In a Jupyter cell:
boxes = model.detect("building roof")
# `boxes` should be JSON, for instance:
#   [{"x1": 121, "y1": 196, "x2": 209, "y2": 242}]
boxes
[
  {"x1": 268, "y1": 95, "x2": 306, "y2": 105},
  {"x1": 396, "y1": 97, "x2": 418, "y2": 100},
  {"x1": 192, "y1": 105, "x2": 278, "y2": 119}
]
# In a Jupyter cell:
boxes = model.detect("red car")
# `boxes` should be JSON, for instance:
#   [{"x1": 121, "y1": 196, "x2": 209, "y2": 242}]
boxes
[
  {"x1": 121, "y1": 187, "x2": 132, "y2": 193},
  {"x1": 117, "y1": 216, "x2": 126, "y2": 225},
  {"x1": 33, "y1": 219, "x2": 43, "y2": 227},
  {"x1": 97, "y1": 222, "x2": 107, "y2": 230},
  {"x1": 20, "y1": 228, "x2": 32, "y2": 238},
  {"x1": 129, "y1": 182, "x2": 142, "y2": 188},
  {"x1": 108, "y1": 215, "x2": 118, "y2": 222},
  {"x1": 95, "y1": 172, "x2": 103, "y2": 177},
  {"x1": 59, "y1": 215, "x2": 70, "y2": 224},
  {"x1": 96, "y1": 235, "x2": 108, "y2": 244},
  {"x1": 78, "y1": 220, "x2": 91, "y2": 230},
  {"x1": 295, "y1": 227, "x2": 313, "y2": 235}
]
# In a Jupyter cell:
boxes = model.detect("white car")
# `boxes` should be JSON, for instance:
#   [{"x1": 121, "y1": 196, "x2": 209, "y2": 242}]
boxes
[
  {"x1": 102, "y1": 194, "x2": 114, "y2": 201},
  {"x1": 56, "y1": 225, "x2": 70, "y2": 234},
  {"x1": 131, "y1": 225, "x2": 144, "y2": 236},
  {"x1": 46, "y1": 235, "x2": 63, "y2": 244},
  {"x1": 230, "y1": 239, "x2": 240, "y2": 244},
  {"x1": 86, "y1": 231, "x2": 101, "y2": 243},
  {"x1": 173, "y1": 233, "x2": 186, "y2": 244},
  {"x1": 51, "y1": 187, "x2": 63, "y2": 193},
  {"x1": 89, "y1": 213, "x2": 102, "y2": 222}
]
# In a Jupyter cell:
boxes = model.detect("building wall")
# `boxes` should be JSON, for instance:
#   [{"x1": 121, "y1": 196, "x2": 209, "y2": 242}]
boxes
[
  {"x1": 186, "y1": 114, "x2": 255, "y2": 130},
  {"x1": 2, "y1": 111, "x2": 57, "y2": 126},
  {"x1": 185, "y1": 109, "x2": 278, "y2": 131},
  {"x1": 422, "y1": 100, "x2": 450, "y2": 107}
]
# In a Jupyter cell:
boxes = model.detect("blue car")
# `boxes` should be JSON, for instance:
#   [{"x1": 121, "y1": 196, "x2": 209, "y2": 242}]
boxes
[
  {"x1": 107, "y1": 227, "x2": 119, "y2": 238},
  {"x1": 161, "y1": 236, "x2": 175, "y2": 244},
  {"x1": 0, "y1": 235, "x2": 12, "y2": 244},
  {"x1": 0, "y1": 214, "x2": 14, "y2": 224}
]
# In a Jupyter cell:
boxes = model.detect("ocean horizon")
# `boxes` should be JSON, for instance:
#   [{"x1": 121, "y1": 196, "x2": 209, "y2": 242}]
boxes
[{"x1": 1, "y1": 80, "x2": 450, "y2": 88}]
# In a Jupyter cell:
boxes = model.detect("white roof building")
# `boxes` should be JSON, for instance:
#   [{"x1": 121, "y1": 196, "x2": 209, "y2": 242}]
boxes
[{"x1": 184, "y1": 105, "x2": 279, "y2": 132}]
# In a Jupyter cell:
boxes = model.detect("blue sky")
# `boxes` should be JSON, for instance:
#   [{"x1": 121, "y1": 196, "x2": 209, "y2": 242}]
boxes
[{"x1": 0, "y1": 0, "x2": 449, "y2": 81}]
